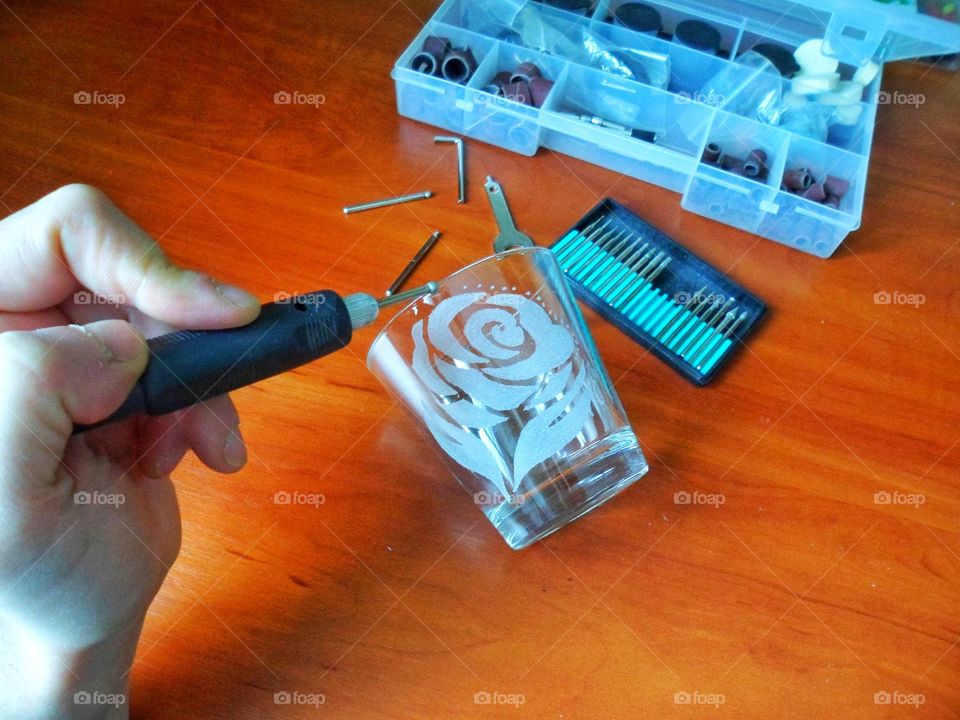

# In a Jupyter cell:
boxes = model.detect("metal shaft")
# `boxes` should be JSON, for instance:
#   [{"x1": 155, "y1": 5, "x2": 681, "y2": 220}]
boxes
[
  {"x1": 386, "y1": 230, "x2": 441, "y2": 297},
  {"x1": 378, "y1": 282, "x2": 438, "y2": 307},
  {"x1": 343, "y1": 191, "x2": 432, "y2": 215}
]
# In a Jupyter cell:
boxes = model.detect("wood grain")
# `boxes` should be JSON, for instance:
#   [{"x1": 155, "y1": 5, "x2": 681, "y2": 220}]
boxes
[{"x1": 1, "y1": 2, "x2": 959, "y2": 717}]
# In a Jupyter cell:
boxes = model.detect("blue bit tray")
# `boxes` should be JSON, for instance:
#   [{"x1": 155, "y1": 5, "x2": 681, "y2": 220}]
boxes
[{"x1": 551, "y1": 198, "x2": 766, "y2": 385}]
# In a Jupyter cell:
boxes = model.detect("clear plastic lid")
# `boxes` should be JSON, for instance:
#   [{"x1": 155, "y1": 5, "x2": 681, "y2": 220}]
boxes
[{"x1": 705, "y1": 0, "x2": 960, "y2": 64}]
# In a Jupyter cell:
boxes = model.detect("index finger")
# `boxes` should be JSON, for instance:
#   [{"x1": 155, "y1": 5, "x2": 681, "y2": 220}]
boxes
[{"x1": 0, "y1": 184, "x2": 261, "y2": 329}]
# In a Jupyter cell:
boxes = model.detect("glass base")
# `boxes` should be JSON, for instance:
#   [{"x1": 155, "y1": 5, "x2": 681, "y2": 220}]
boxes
[{"x1": 483, "y1": 428, "x2": 648, "y2": 550}]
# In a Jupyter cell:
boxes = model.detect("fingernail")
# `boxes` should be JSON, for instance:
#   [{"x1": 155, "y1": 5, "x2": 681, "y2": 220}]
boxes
[
  {"x1": 224, "y1": 426, "x2": 247, "y2": 469},
  {"x1": 214, "y1": 281, "x2": 259, "y2": 309},
  {"x1": 73, "y1": 323, "x2": 145, "y2": 364}
]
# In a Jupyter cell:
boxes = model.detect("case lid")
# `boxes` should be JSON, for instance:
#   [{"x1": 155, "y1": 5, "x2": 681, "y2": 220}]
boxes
[{"x1": 707, "y1": 0, "x2": 960, "y2": 64}]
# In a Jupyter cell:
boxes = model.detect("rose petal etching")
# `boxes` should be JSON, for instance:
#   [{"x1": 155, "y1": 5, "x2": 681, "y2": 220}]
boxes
[
  {"x1": 464, "y1": 308, "x2": 524, "y2": 359},
  {"x1": 413, "y1": 320, "x2": 456, "y2": 397},
  {"x1": 421, "y1": 401, "x2": 511, "y2": 497},
  {"x1": 436, "y1": 357, "x2": 537, "y2": 411},
  {"x1": 428, "y1": 292, "x2": 487, "y2": 364},
  {"x1": 484, "y1": 326, "x2": 573, "y2": 381},
  {"x1": 411, "y1": 292, "x2": 595, "y2": 497},
  {"x1": 480, "y1": 294, "x2": 575, "y2": 382},
  {"x1": 512, "y1": 365, "x2": 593, "y2": 489},
  {"x1": 523, "y1": 362, "x2": 573, "y2": 411},
  {"x1": 442, "y1": 399, "x2": 506, "y2": 427}
]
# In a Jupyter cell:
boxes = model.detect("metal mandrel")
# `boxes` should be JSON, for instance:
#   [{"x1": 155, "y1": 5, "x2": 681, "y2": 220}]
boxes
[
  {"x1": 386, "y1": 230, "x2": 441, "y2": 297},
  {"x1": 343, "y1": 191, "x2": 432, "y2": 215}
]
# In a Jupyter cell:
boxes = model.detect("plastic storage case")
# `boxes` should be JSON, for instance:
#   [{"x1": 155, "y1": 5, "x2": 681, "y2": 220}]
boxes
[{"x1": 393, "y1": 0, "x2": 960, "y2": 258}]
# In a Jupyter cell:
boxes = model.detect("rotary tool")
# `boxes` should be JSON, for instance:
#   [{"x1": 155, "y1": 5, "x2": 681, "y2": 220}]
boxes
[{"x1": 74, "y1": 282, "x2": 437, "y2": 434}]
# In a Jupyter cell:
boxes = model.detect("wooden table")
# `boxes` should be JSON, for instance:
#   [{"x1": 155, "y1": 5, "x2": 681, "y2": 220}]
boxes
[{"x1": 2, "y1": 2, "x2": 959, "y2": 717}]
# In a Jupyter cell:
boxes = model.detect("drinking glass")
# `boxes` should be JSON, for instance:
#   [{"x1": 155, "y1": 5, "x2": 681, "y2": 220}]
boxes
[{"x1": 367, "y1": 247, "x2": 648, "y2": 549}]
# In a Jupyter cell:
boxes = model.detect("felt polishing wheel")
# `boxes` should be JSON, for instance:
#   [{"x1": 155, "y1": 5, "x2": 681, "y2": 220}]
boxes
[
  {"x1": 541, "y1": 0, "x2": 591, "y2": 15},
  {"x1": 794, "y1": 38, "x2": 839, "y2": 75},
  {"x1": 613, "y1": 3, "x2": 662, "y2": 34},
  {"x1": 751, "y1": 42, "x2": 800, "y2": 77},
  {"x1": 674, "y1": 19, "x2": 722, "y2": 54}
]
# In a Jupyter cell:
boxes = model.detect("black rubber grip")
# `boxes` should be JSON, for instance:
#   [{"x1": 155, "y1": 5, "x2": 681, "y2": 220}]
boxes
[{"x1": 75, "y1": 290, "x2": 352, "y2": 433}]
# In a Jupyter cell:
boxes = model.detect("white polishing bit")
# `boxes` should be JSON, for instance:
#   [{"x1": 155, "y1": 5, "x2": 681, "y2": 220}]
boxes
[
  {"x1": 794, "y1": 39, "x2": 840, "y2": 75},
  {"x1": 853, "y1": 60, "x2": 880, "y2": 86},
  {"x1": 818, "y1": 81, "x2": 864, "y2": 106},
  {"x1": 832, "y1": 104, "x2": 864, "y2": 126},
  {"x1": 783, "y1": 91, "x2": 810, "y2": 109},
  {"x1": 792, "y1": 72, "x2": 840, "y2": 95}
]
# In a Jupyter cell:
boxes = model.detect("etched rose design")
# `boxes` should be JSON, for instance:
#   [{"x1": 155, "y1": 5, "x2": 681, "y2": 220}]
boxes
[{"x1": 412, "y1": 292, "x2": 594, "y2": 498}]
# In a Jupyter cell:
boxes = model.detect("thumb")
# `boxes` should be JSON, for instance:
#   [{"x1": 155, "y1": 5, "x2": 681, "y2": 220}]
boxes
[{"x1": 0, "y1": 320, "x2": 147, "y2": 489}]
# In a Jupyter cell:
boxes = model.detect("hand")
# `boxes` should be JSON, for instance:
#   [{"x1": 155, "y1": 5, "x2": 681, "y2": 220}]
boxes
[{"x1": 0, "y1": 185, "x2": 261, "y2": 719}]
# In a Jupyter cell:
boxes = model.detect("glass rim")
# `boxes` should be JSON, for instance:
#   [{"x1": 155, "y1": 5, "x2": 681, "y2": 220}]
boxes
[{"x1": 367, "y1": 245, "x2": 553, "y2": 360}]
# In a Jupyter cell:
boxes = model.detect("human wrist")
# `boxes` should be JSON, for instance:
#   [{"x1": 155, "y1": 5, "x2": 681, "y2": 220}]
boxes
[{"x1": 0, "y1": 616, "x2": 140, "y2": 720}]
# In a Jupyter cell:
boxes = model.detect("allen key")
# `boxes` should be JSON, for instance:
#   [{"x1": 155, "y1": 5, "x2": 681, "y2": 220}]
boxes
[{"x1": 434, "y1": 136, "x2": 466, "y2": 203}]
